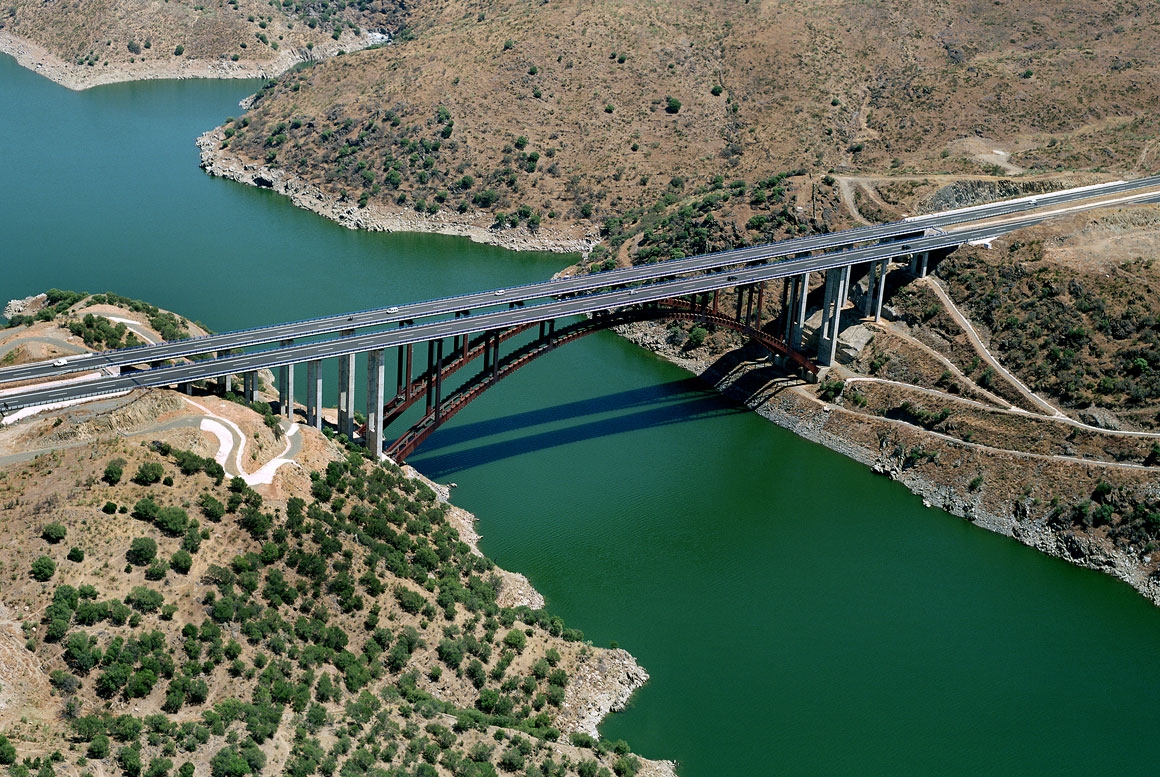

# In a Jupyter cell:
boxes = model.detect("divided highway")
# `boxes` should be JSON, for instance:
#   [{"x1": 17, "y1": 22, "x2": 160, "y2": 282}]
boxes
[
  {"x1": 5, "y1": 174, "x2": 1160, "y2": 388},
  {"x1": 11, "y1": 193, "x2": 1160, "y2": 416}
]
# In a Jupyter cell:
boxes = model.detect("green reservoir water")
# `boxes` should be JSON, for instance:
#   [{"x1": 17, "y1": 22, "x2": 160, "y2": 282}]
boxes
[{"x1": 6, "y1": 53, "x2": 1160, "y2": 776}]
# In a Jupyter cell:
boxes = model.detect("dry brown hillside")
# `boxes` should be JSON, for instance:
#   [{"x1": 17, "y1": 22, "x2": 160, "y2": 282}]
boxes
[
  {"x1": 194, "y1": 0, "x2": 1160, "y2": 258},
  {"x1": 915, "y1": 205, "x2": 1160, "y2": 422},
  {"x1": 0, "y1": 0, "x2": 407, "y2": 84}
]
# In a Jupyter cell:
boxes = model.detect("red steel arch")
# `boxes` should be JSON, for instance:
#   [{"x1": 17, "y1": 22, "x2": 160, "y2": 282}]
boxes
[{"x1": 383, "y1": 298, "x2": 816, "y2": 462}]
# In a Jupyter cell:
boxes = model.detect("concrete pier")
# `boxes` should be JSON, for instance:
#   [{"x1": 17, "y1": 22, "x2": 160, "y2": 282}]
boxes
[
  {"x1": 243, "y1": 372, "x2": 257, "y2": 403},
  {"x1": 784, "y1": 272, "x2": 810, "y2": 350},
  {"x1": 337, "y1": 353, "x2": 355, "y2": 439},
  {"x1": 278, "y1": 339, "x2": 294, "y2": 418},
  {"x1": 366, "y1": 349, "x2": 385, "y2": 456},
  {"x1": 817, "y1": 265, "x2": 850, "y2": 367},
  {"x1": 908, "y1": 251, "x2": 929, "y2": 278},
  {"x1": 862, "y1": 259, "x2": 889, "y2": 320},
  {"x1": 305, "y1": 359, "x2": 323, "y2": 430}
]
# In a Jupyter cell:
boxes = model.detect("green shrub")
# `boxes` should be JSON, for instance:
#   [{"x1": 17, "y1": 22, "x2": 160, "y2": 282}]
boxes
[
  {"x1": 502, "y1": 629, "x2": 526, "y2": 652},
  {"x1": 125, "y1": 587, "x2": 164, "y2": 613},
  {"x1": 118, "y1": 746, "x2": 142, "y2": 777},
  {"x1": 103, "y1": 459, "x2": 125, "y2": 485},
  {"x1": 42, "y1": 523, "x2": 67, "y2": 543},
  {"x1": 132, "y1": 462, "x2": 164, "y2": 486},
  {"x1": 31, "y1": 555, "x2": 56, "y2": 581},
  {"x1": 170, "y1": 550, "x2": 193, "y2": 575},
  {"x1": 126, "y1": 537, "x2": 157, "y2": 566},
  {"x1": 87, "y1": 734, "x2": 110, "y2": 759},
  {"x1": 664, "y1": 96, "x2": 681, "y2": 114},
  {"x1": 395, "y1": 587, "x2": 424, "y2": 614}
]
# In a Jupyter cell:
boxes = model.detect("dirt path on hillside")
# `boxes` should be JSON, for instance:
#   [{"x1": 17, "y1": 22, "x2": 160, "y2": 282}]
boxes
[{"x1": 920, "y1": 277, "x2": 1065, "y2": 417}]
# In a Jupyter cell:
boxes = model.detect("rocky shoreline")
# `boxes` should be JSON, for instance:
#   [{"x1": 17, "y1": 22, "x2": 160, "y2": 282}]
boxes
[
  {"x1": 402, "y1": 466, "x2": 673, "y2": 773},
  {"x1": 197, "y1": 128, "x2": 600, "y2": 256},
  {"x1": 614, "y1": 320, "x2": 1160, "y2": 609},
  {"x1": 0, "y1": 28, "x2": 370, "y2": 91}
]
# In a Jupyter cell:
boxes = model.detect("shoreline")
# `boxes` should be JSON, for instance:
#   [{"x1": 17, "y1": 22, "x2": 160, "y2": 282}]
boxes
[
  {"x1": 0, "y1": 302, "x2": 670, "y2": 771},
  {"x1": 0, "y1": 28, "x2": 370, "y2": 91},
  {"x1": 613, "y1": 320, "x2": 1160, "y2": 609},
  {"x1": 403, "y1": 466, "x2": 666, "y2": 753},
  {"x1": 197, "y1": 128, "x2": 601, "y2": 256}
]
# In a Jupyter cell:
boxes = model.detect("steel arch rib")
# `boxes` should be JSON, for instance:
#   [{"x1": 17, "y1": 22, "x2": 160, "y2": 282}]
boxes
[{"x1": 384, "y1": 300, "x2": 816, "y2": 462}]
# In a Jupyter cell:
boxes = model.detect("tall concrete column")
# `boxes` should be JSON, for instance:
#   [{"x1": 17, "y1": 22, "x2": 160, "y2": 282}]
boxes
[
  {"x1": 908, "y1": 251, "x2": 929, "y2": 278},
  {"x1": 305, "y1": 359, "x2": 323, "y2": 430},
  {"x1": 863, "y1": 262, "x2": 880, "y2": 317},
  {"x1": 817, "y1": 265, "x2": 850, "y2": 367},
  {"x1": 873, "y1": 259, "x2": 889, "y2": 322},
  {"x1": 785, "y1": 272, "x2": 810, "y2": 350},
  {"x1": 217, "y1": 351, "x2": 232, "y2": 395},
  {"x1": 365, "y1": 349, "x2": 385, "y2": 457},
  {"x1": 337, "y1": 353, "x2": 355, "y2": 439},
  {"x1": 243, "y1": 372, "x2": 257, "y2": 403},
  {"x1": 278, "y1": 339, "x2": 294, "y2": 418}
]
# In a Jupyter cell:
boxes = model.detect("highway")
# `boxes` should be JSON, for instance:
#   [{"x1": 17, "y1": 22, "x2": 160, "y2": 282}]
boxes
[
  {"x1": 4, "y1": 174, "x2": 1160, "y2": 386},
  {"x1": 10, "y1": 199, "x2": 1154, "y2": 415}
]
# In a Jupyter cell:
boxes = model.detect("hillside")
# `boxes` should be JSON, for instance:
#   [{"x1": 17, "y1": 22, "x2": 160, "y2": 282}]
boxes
[
  {"x1": 0, "y1": 297, "x2": 670, "y2": 777},
  {"x1": 0, "y1": 0, "x2": 406, "y2": 89},
  {"x1": 190, "y1": 0, "x2": 1160, "y2": 258},
  {"x1": 907, "y1": 206, "x2": 1160, "y2": 425}
]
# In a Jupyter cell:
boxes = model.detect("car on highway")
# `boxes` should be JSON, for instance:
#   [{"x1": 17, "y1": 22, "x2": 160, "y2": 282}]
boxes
[
  {"x1": 494, "y1": 289, "x2": 506, "y2": 296},
  {"x1": 387, "y1": 307, "x2": 399, "y2": 313},
  {"x1": 53, "y1": 359, "x2": 67, "y2": 367}
]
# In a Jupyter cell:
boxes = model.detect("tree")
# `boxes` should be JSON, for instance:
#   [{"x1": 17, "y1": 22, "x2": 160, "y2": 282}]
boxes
[
  {"x1": 126, "y1": 537, "x2": 157, "y2": 566},
  {"x1": 125, "y1": 587, "x2": 164, "y2": 613},
  {"x1": 132, "y1": 462, "x2": 164, "y2": 486},
  {"x1": 67, "y1": 547, "x2": 85, "y2": 562},
  {"x1": 170, "y1": 550, "x2": 192, "y2": 575},
  {"x1": 31, "y1": 555, "x2": 56, "y2": 581},
  {"x1": 88, "y1": 734, "x2": 111, "y2": 759},
  {"x1": 664, "y1": 96, "x2": 682, "y2": 114},
  {"x1": 124, "y1": 669, "x2": 157, "y2": 699},
  {"x1": 210, "y1": 747, "x2": 250, "y2": 777},
  {"x1": 0, "y1": 733, "x2": 16, "y2": 765},
  {"x1": 104, "y1": 459, "x2": 126, "y2": 485},
  {"x1": 502, "y1": 629, "x2": 526, "y2": 653},
  {"x1": 118, "y1": 746, "x2": 142, "y2": 777},
  {"x1": 42, "y1": 523, "x2": 67, "y2": 543}
]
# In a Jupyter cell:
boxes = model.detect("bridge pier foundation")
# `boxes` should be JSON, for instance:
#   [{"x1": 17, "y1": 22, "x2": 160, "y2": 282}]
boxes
[
  {"x1": 817, "y1": 266, "x2": 850, "y2": 367},
  {"x1": 366, "y1": 349, "x2": 385, "y2": 456},
  {"x1": 338, "y1": 354, "x2": 355, "y2": 439},
  {"x1": 305, "y1": 359, "x2": 323, "y2": 430}
]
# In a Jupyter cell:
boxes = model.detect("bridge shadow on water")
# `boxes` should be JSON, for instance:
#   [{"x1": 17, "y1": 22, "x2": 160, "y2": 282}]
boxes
[{"x1": 409, "y1": 377, "x2": 748, "y2": 478}]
